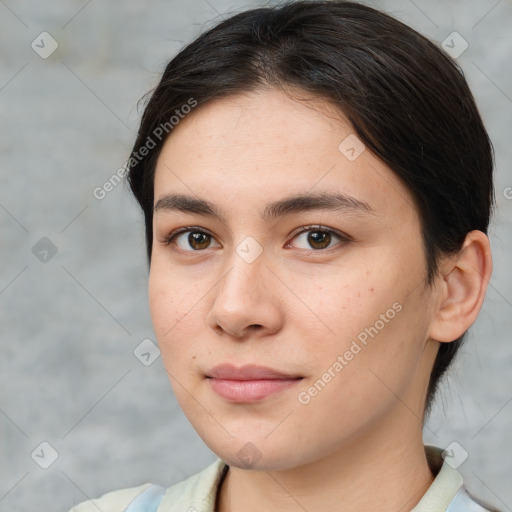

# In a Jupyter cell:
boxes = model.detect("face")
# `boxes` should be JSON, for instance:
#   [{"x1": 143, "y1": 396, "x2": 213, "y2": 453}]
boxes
[{"x1": 149, "y1": 88, "x2": 439, "y2": 471}]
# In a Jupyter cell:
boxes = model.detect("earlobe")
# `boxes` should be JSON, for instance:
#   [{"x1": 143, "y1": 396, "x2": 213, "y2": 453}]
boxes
[{"x1": 428, "y1": 230, "x2": 493, "y2": 343}]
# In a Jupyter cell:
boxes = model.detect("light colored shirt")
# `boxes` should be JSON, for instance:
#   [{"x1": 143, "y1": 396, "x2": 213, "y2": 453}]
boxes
[{"x1": 69, "y1": 445, "x2": 496, "y2": 512}]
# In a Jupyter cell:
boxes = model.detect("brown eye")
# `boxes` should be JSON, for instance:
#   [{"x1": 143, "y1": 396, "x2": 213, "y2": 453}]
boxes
[
  {"x1": 162, "y1": 228, "x2": 221, "y2": 251},
  {"x1": 186, "y1": 232, "x2": 212, "y2": 250},
  {"x1": 288, "y1": 226, "x2": 348, "y2": 251},
  {"x1": 307, "y1": 231, "x2": 332, "y2": 249}
]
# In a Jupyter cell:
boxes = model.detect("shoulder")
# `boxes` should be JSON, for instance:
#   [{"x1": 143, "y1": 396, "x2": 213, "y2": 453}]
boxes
[
  {"x1": 448, "y1": 487, "x2": 502, "y2": 512},
  {"x1": 158, "y1": 459, "x2": 228, "y2": 511},
  {"x1": 68, "y1": 483, "x2": 156, "y2": 512},
  {"x1": 420, "y1": 445, "x2": 499, "y2": 512},
  {"x1": 68, "y1": 459, "x2": 228, "y2": 512},
  {"x1": 416, "y1": 446, "x2": 500, "y2": 512}
]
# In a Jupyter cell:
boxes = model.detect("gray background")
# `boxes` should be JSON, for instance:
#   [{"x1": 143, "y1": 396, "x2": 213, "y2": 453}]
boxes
[{"x1": 0, "y1": 1, "x2": 511, "y2": 511}]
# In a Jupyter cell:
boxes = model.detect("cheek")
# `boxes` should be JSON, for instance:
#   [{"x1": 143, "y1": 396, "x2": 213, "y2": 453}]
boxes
[
  {"x1": 148, "y1": 264, "x2": 196, "y2": 363},
  {"x1": 148, "y1": 273, "x2": 174, "y2": 338},
  {"x1": 294, "y1": 306, "x2": 423, "y2": 441},
  {"x1": 148, "y1": 256, "x2": 199, "y2": 330},
  {"x1": 290, "y1": 264, "x2": 391, "y2": 344},
  {"x1": 295, "y1": 262, "x2": 425, "y2": 390}
]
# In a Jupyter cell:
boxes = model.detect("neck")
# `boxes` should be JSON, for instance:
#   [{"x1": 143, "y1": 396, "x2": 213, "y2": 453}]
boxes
[{"x1": 217, "y1": 408, "x2": 435, "y2": 512}]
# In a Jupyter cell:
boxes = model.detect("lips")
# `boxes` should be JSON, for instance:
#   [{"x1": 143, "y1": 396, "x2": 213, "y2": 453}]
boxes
[
  {"x1": 207, "y1": 363, "x2": 301, "y2": 380},
  {"x1": 206, "y1": 364, "x2": 303, "y2": 402}
]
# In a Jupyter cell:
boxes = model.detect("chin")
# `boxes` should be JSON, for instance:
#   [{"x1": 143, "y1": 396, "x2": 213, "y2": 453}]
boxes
[{"x1": 200, "y1": 434, "x2": 314, "y2": 472}]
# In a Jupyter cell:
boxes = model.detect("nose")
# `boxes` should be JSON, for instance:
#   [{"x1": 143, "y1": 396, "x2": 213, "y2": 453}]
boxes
[{"x1": 206, "y1": 247, "x2": 283, "y2": 340}]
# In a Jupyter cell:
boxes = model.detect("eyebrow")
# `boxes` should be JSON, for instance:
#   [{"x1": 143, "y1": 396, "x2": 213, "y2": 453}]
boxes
[{"x1": 153, "y1": 191, "x2": 375, "y2": 221}]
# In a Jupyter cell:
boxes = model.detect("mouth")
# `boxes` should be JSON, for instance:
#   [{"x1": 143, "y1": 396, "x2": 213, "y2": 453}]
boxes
[{"x1": 206, "y1": 364, "x2": 304, "y2": 403}]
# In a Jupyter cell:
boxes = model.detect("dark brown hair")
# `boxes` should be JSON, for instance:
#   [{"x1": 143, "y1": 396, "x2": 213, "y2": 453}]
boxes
[{"x1": 126, "y1": 0, "x2": 495, "y2": 417}]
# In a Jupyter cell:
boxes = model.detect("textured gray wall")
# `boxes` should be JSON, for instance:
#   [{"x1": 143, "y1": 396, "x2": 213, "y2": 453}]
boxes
[{"x1": 0, "y1": 1, "x2": 510, "y2": 511}]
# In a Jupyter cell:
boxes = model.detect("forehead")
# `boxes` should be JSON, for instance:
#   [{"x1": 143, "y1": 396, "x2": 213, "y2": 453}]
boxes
[{"x1": 153, "y1": 88, "x2": 417, "y2": 223}]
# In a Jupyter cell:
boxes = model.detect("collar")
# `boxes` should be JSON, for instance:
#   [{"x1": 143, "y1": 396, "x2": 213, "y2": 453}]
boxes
[
  {"x1": 157, "y1": 445, "x2": 465, "y2": 512},
  {"x1": 412, "y1": 446, "x2": 463, "y2": 511}
]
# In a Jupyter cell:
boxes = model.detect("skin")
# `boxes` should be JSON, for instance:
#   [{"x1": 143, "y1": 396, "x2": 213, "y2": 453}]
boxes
[{"x1": 148, "y1": 87, "x2": 492, "y2": 512}]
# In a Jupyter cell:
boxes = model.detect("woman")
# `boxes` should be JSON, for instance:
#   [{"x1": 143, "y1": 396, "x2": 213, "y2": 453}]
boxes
[{"x1": 70, "y1": 1, "x2": 499, "y2": 510}]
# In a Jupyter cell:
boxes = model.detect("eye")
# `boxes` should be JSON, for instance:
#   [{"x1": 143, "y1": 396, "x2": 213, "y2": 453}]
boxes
[
  {"x1": 286, "y1": 225, "x2": 349, "y2": 251},
  {"x1": 159, "y1": 224, "x2": 350, "y2": 253},
  {"x1": 160, "y1": 227, "x2": 221, "y2": 251}
]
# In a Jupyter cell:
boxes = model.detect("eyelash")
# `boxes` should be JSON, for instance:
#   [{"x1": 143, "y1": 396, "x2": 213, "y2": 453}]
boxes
[{"x1": 159, "y1": 225, "x2": 350, "y2": 253}]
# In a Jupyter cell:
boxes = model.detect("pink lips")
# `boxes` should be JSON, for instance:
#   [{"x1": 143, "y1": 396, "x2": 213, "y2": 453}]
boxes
[{"x1": 206, "y1": 364, "x2": 303, "y2": 403}]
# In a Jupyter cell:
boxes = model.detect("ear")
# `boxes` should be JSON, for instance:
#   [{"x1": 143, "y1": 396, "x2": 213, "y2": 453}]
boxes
[{"x1": 428, "y1": 230, "x2": 493, "y2": 343}]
